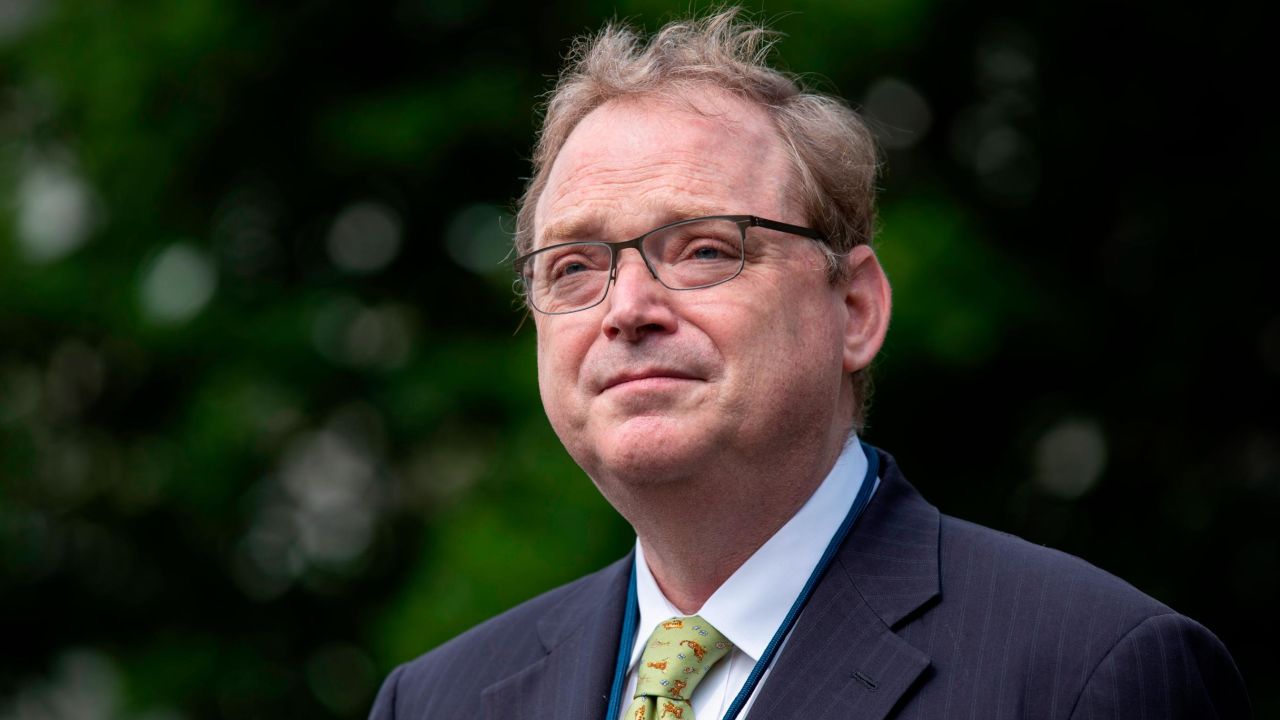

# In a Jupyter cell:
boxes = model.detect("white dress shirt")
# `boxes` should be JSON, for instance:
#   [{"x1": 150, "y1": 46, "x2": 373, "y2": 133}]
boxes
[{"x1": 616, "y1": 439, "x2": 876, "y2": 720}]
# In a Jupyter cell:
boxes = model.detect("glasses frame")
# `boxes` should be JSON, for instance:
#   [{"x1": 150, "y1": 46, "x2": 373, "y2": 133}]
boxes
[{"x1": 514, "y1": 214, "x2": 826, "y2": 315}]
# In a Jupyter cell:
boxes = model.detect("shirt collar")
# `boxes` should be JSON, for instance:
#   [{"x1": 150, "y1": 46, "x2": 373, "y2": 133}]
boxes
[{"x1": 630, "y1": 438, "x2": 872, "y2": 667}]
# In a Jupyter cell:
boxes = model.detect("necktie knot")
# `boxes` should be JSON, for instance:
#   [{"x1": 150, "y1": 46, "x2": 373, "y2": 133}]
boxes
[{"x1": 628, "y1": 615, "x2": 733, "y2": 719}]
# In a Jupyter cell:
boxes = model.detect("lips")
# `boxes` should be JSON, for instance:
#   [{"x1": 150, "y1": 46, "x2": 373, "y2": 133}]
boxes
[{"x1": 599, "y1": 368, "x2": 701, "y2": 392}]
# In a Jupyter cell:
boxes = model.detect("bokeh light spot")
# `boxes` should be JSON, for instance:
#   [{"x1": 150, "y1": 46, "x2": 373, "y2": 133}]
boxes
[
  {"x1": 15, "y1": 158, "x2": 97, "y2": 264},
  {"x1": 1033, "y1": 418, "x2": 1108, "y2": 499},
  {"x1": 445, "y1": 203, "x2": 512, "y2": 275},
  {"x1": 0, "y1": 0, "x2": 48, "y2": 42},
  {"x1": 0, "y1": 363, "x2": 42, "y2": 423},
  {"x1": 1, "y1": 649, "x2": 122, "y2": 720},
  {"x1": 864, "y1": 77, "x2": 933, "y2": 150},
  {"x1": 311, "y1": 297, "x2": 414, "y2": 369},
  {"x1": 326, "y1": 201, "x2": 402, "y2": 274},
  {"x1": 139, "y1": 243, "x2": 218, "y2": 324},
  {"x1": 305, "y1": 643, "x2": 377, "y2": 715}
]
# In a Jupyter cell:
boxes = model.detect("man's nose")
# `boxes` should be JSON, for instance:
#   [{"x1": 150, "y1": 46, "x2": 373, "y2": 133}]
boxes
[{"x1": 601, "y1": 251, "x2": 677, "y2": 342}]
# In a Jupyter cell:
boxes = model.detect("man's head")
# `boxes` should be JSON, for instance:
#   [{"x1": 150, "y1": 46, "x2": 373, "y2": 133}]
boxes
[{"x1": 517, "y1": 9, "x2": 890, "y2": 502}]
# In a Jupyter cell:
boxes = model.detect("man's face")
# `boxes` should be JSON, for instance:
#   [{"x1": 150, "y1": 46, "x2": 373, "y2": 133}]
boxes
[{"x1": 531, "y1": 91, "x2": 858, "y2": 491}]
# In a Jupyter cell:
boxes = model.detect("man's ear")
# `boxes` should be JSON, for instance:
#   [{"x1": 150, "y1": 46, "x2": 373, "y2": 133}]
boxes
[{"x1": 840, "y1": 245, "x2": 892, "y2": 373}]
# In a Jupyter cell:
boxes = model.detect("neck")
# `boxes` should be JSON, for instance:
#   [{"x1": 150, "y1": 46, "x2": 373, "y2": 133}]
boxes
[{"x1": 625, "y1": 430, "x2": 851, "y2": 614}]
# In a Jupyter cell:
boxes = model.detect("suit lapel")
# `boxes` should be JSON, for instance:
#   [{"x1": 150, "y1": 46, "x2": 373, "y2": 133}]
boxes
[
  {"x1": 482, "y1": 555, "x2": 632, "y2": 720},
  {"x1": 746, "y1": 450, "x2": 940, "y2": 719}
]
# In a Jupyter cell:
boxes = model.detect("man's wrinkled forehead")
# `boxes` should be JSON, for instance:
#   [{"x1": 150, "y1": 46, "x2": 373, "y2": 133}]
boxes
[
  {"x1": 539, "y1": 200, "x2": 725, "y2": 247},
  {"x1": 532, "y1": 90, "x2": 790, "y2": 248}
]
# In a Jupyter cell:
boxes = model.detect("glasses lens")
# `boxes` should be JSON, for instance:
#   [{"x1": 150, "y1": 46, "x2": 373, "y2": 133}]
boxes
[
  {"x1": 522, "y1": 242, "x2": 612, "y2": 313},
  {"x1": 518, "y1": 219, "x2": 748, "y2": 314},
  {"x1": 644, "y1": 218, "x2": 745, "y2": 290}
]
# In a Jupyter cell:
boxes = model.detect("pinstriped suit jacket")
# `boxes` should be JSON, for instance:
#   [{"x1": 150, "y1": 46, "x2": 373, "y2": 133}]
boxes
[{"x1": 369, "y1": 449, "x2": 1249, "y2": 719}]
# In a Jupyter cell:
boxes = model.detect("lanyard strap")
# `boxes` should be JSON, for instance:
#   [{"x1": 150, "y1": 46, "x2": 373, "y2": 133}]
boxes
[
  {"x1": 604, "y1": 561, "x2": 641, "y2": 720},
  {"x1": 603, "y1": 442, "x2": 881, "y2": 720}
]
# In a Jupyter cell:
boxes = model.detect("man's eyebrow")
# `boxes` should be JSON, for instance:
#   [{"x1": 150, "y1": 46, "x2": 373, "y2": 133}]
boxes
[
  {"x1": 539, "y1": 215, "x2": 598, "y2": 246},
  {"x1": 539, "y1": 204, "x2": 728, "y2": 247},
  {"x1": 658, "y1": 203, "x2": 726, "y2": 225}
]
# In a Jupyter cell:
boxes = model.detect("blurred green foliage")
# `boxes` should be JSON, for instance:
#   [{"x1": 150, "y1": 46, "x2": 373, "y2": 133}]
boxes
[{"x1": 1, "y1": 0, "x2": 1274, "y2": 717}]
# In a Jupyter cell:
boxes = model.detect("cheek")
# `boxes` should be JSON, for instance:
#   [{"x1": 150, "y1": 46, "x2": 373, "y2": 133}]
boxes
[
  {"x1": 738, "y1": 296, "x2": 844, "y2": 389},
  {"x1": 536, "y1": 333, "x2": 569, "y2": 403},
  {"x1": 535, "y1": 323, "x2": 591, "y2": 416}
]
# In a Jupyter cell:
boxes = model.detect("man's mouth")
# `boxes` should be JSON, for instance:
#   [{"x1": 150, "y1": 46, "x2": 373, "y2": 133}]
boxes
[{"x1": 600, "y1": 369, "x2": 701, "y2": 392}]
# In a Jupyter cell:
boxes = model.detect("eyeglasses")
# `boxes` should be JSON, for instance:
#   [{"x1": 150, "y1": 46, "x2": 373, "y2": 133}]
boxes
[{"x1": 514, "y1": 215, "x2": 825, "y2": 315}]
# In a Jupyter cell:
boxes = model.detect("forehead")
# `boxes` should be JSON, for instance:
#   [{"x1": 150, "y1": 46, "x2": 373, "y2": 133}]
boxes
[{"x1": 534, "y1": 90, "x2": 794, "y2": 246}]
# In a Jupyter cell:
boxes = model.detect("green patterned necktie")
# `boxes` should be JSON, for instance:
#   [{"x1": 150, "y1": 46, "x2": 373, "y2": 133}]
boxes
[{"x1": 626, "y1": 615, "x2": 734, "y2": 720}]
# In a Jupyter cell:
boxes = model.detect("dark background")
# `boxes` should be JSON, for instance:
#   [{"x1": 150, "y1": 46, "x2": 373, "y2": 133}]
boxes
[{"x1": 1, "y1": 0, "x2": 1274, "y2": 717}]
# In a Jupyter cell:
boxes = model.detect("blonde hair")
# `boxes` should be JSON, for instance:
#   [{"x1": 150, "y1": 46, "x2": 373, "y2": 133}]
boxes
[
  {"x1": 516, "y1": 8, "x2": 878, "y2": 264},
  {"x1": 518, "y1": 7, "x2": 880, "y2": 428}
]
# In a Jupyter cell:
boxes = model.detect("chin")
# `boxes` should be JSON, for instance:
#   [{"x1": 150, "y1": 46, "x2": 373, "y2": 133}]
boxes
[{"x1": 588, "y1": 415, "x2": 714, "y2": 487}]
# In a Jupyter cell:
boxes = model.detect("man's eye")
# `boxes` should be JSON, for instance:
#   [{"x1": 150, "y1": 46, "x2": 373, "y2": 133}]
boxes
[
  {"x1": 678, "y1": 240, "x2": 738, "y2": 262},
  {"x1": 547, "y1": 251, "x2": 605, "y2": 280}
]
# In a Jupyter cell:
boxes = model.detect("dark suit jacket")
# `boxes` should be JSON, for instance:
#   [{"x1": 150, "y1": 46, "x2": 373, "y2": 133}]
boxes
[{"x1": 370, "y1": 449, "x2": 1249, "y2": 719}]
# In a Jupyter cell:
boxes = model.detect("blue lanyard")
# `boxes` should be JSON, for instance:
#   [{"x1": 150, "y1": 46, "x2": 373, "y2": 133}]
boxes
[{"x1": 603, "y1": 442, "x2": 881, "y2": 720}]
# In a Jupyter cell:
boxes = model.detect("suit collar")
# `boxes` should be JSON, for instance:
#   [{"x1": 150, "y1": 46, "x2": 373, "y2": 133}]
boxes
[
  {"x1": 840, "y1": 448, "x2": 941, "y2": 629},
  {"x1": 481, "y1": 554, "x2": 632, "y2": 719},
  {"x1": 535, "y1": 554, "x2": 633, "y2": 650},
  {"x1": 745, "y1": 447, "x2": 939, "y2": 719}
]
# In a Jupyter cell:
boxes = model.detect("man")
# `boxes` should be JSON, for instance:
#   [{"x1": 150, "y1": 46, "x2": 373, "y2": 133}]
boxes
[{"x1": 371, "y1": 9, "x2": 1247, "y2": 719}]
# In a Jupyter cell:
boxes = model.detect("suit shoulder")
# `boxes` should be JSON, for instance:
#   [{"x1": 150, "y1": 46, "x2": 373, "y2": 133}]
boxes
[
  {"x1": 1070, "y1": 611, "x2": 1250, "y2": 718},
  {"x1": 399, "y1": 558, "x2": 623, "y2": 676},
  {"x1": 930, "y1": 513, "x2": 1239, "y2": 688},
  {"x1": 895, "y1": 514, "x2": 1249, "y2": 716},
  {"x1": 370, "y1": 557, "x2": 628, "y2": 717},
  {"x1": 937, "y1": 513, "x2": 1172, "y2": 622}
]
